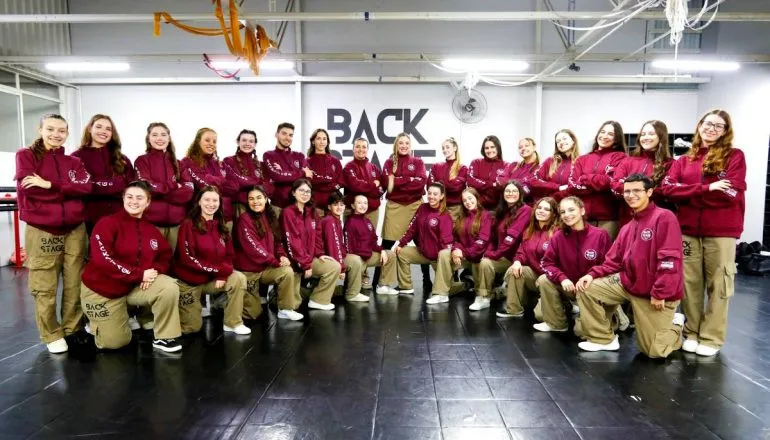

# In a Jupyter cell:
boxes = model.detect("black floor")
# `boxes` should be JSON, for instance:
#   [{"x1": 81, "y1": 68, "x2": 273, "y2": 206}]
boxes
[{"x1": 0, "y1": 267, "x2": 769, "y2": 440}]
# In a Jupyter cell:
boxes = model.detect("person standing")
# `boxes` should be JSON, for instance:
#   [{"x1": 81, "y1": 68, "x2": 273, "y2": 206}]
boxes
[
  {"x1": 306, "y1": 128, "x2": 343, "y2": 216},
  {"x1": 223, "y1": 129, "x2": 271, "y2": 219},
  {"x1": 530, "y1": 129, "x2": 579, "y2": 201},
  {"x1": 468, "y1": 135, "x2": 507, "y2": 211},
  {"x1": 263, "y1": 122, "x2": 313, "y2": 215},
  {"x1": 428, "y1": 137, "x2": 468, "y2": 222}
]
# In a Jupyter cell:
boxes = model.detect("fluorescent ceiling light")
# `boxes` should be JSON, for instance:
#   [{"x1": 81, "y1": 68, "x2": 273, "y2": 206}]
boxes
[
  {"x1": 45, "y1": 62, "x2": 130, "y2": 72},
  {"x1": 441, "y1": 58, "x2": 529, "y2": 72},
  {"x1": 209, "y1": 60, "x2": 294, "y2": 70},
  {"x1": 651, "y1": 60, "x2": 740, "y2": 72}
]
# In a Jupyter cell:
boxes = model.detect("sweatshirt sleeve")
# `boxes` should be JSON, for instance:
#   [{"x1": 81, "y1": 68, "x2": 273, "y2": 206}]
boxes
[
  {"x1": 343, "y1": 162, "x2": 378, "y2": 195},
  {"x1": 486, "y1": 207, "x2": 530, "y2": 261},
  {"x1": 216, "y1": 238, "x2": 235, "y2": 282},
  {"x1": 236, "y1": 215, "x2": 280, "y2": 268},
  {"x1": 467, "y1": 160, "x2": 492, "y2": 191},
  {"x1": 182, "y1": 160, "x2": 225, "y2": 190},
  {"x1": 650, "y1": 215, "x2": 684, "y2": 300},
  {"x1": 176, "y1": 221, "x2": 224, "y2": 280},
  {"x1": 577, "y1": 154, "x2": 622, "y2": 192},
  {"x1": 698, "y1": 149, "x2": 747, "y2": 208},
  {"x1": 152, "y1": 232, "x2": 173, "y2": 274},
  {"x1": 263, "y1": 151, "x2": 305, "y2": 183},
  {"x1": 89, "y1": 220, "x2": 144, "y2": 284},
  {"x1": 90, "y1": 157, "x2": 134, "y2": 196},
  {"x1": 223, "y1": 157, "x2": 259, "y2": 190},
  {"x1": 588, "y1": 229, "x2": 626, "y2": 279},
  {"x1": 541, "y1": 236, "x2": 568, "y2": 284},
  {"x1": 439, "y1": 214, "x2": 455, "y2": 250},
  {"x1": 398, "y1": 207, "x2": 421, "y2": 247},
  {"x1": 134, "y1": 156, "x2": 169, "y2": 196},
  {"x1": 463, "y1": 211, "x2": 493, "y2": 261},
  {"x1": 567, "y1": 157, "x2": 594, "y2": 196},
  {"x1": 610, "y1": 160, "x2": 629, "y2": 198},
  {"x1": 393, "y1": 159, "x2": 427, "y2": 193},
  {"x1": 659, "y1": 157, "x2": 705, "y2": 202},
  {"x1": 15, "y1": 150, "x2": 63, "y2": 203},
  {"x1": 282, "y1": 210, "x2": 313, "y2": 271},
  {"x1": 530, "y1": 159, "x2": 561, "y2": 193}
]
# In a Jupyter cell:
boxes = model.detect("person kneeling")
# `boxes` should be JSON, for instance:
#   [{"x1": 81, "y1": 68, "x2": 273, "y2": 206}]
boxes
[{"x1": 575, "y1": 174, "x2": 684, "y2": 357}]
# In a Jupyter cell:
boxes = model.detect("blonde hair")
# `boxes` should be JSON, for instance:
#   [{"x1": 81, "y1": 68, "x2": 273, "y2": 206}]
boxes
[
  {"x1": 515, "y1": 137, "x2": 540, "y2": 170},
  {"x1": 444, "y1": 137, "x2": 461, "y2": 180},
  {"x1": 550, "y1": 129, "x2": 579, "y2": 177},
  {"x1": 391, "y1": 132, "x2": 412, "y2": 173}
]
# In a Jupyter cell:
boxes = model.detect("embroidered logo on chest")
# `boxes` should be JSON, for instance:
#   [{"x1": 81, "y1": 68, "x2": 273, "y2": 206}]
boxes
[
  {"x1": 504, "y1": 236, "x2": 514, "y2": 243},
  {"x1": 367, "y1": 223, "x2": 373, "y2": 231},
  {"x1": 496, "y1": 168, "x2": 505, "y2": 175},
  {"x1": 220, "y1": 238, "x2": 226, "y2": 246},
  {"x1": 543, "y1": 241, "x2": 550, "y2": 251},
  {"x1": 311, "y1": 221, "x2": 317, "y2": 229},
  {"x1": 429, "y1": 218, "x2": 438, "y2": 227},
  {"x1": 407, "y1": 164, "x2": 415, "y2": 171},
  {"x1": 294, "y1": 160, "x2": 300, "y2": 168},
  {"x1": 584, "y1": 249, "x2": 597, "y2": 260},
  {"x1": 150, "y1": 239, "x2": 158, "y2": 250},
  {"x1": 371, "y1": 170, "x2": 377, "y2": 177},
  {"x1": 718, "y1": 171, "x2": 727, "y2": 179},
  {"x1": 641, "y1": 228, "x2": 653, "y2": 241}
]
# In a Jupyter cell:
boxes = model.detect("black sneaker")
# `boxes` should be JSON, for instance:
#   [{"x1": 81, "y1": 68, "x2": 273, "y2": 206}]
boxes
[{"x1": 152, "y1": 338, "x2": 182, "y2": 353}]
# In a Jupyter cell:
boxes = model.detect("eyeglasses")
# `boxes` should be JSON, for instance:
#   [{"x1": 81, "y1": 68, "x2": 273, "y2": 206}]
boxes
[
  {"x1": 623, "y1": 189, "x2": 647, "y2": 196},
  {"x1": 702, "y1": 121, "x2": 726, "y2": 132},
  {"x1": 504, "y1": 189, "x2": 520, "y2": 194},
  {"x1": 296, "y1": 188, "x2": 311, "y2": 195}
]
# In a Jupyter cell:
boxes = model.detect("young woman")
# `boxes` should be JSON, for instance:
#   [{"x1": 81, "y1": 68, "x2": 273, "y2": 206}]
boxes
[
  {"x1": 181, "y1": 128, "x2": 237, "y2": 227},
  {"x1": 381, "y1": 133, "x2": 427, "y2": 251},
  {"x1": 498, "y1": 137, "x2": 540, "y2": 203},
  {"x1": 80, "y1": 181, "x2": 182, "y2": 353},
  {"x1": 530, "y1": 129, "x2": 579, "y2": 201},
  {"x1": 344, "y1": 194, "x2": 398, "y2": 301},
  {"x1": 611, "y1": 120, "x2": 674, "y2": 227},
  {"x1": 430, "y1": 188, "x2": 492, "y2": 307},
  {"x1": 428, "y1": 137, "x2": 468, "y2": 222},
  {"x1": 72, "y1": 114, "x2": 135, "y2": 234},
  {"x1": 15, "y1": 114, "x2": 91, "y2": 354},
  {"x1": 567, "y1": 121, "x2": 628, "y2": 239},
  {"x1": 233, "y1": 186, "x2": 296, "y2": 320},
  {"x1": 394, "y1": 182, "x2": 454, "y2": 295},
  {"x1": 173, "y1": 186, "x2": 251, "y2": 336},
  {"x1": 306, "y1": 128, "x2": 343, "y2": 216},
  {"x1": 477, "y1": 180, "x2": 532, "y2": 307},
  {"x1": 281, "y1": 179, "x2": 341, "y2": 312},
  {"x1": 468, "y1": 135, "x2": 507, "y2": 211},
  {"x1": 535, "y1": 196, "x2": 612, "y2": 333},
  {"x1": 134, "y1": 122, "x2": 194, "y2": 250},
  {"x1": 497, "y1": 197, "x2": 559, "y2": 319},
  {"x1": 314, "y1": 191, "x2": 347, "y2": 294},
  {"x1": 660, "y1": 109, "x2": 745, "y2": 357},
  {"x1": 223, "y1": 129, "x2": 271, "y2": 219},
  {"x1": 342, "y1": 137, "x2": 382, "y2": 228}
]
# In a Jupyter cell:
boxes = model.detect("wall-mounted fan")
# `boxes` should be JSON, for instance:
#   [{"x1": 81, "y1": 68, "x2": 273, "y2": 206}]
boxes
[{"x1": 452, "y1": 87, "x2": 487, "y2": 124}]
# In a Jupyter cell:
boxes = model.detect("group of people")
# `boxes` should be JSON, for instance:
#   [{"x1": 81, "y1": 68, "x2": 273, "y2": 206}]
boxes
[{"x1": 15, "y1": 108, "x2": 745, "y2": 361}]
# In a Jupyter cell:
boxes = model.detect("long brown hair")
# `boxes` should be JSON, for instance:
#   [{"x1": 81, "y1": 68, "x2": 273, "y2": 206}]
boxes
[
  {"x1": 495, "y1": 180, "x2": 526, "y2": 228},
  {"x1": 188, "y1": 185, "x2": 229, "y2": 238},
  {"x1": 481, "y1": 135, "x2": 503, "y2": 161},
  {"x1": 245, "y1": 185, "x2": 278, "y2": 240},
  {"x1": 632, "y1": 120, "x2": 672, "y2": 185},
  {"x1": 444, "y1": 137, "x2": 461, "y2": 180},
  {"x1": 234, "y1": 129, "x2": 259, "y2": 174},
  {"x1": 688, "y1": 109, "x2": 734, "y2": 175},
  {"x1": 591, "y1": 120, "x2": 628, "y2": 154},
  {"x1": 558, "y1": 196, "x2": 586, "y2": 234},
  {"x1": 391, "y1": 132, "x2": 411, "y2": 173},
  {"x1": 523, "y1": 197, "x2": 559, "y2": 240},
  {"x1": 186, "y1": 128, "x2": 217, "y2": 168},
  {"x1": 307, "y1": 128, "x2": 331, "y2": 156},
  {"x1": 427, "y1": 182, "x2": 447, "y2": 214},
  {"x1": 515, "y1": 137, "x2": 540, "y2": 170},
  {"x1": 145, "y1": 122, "x2": 180, "y2": 180},
  {"x1": 30, "y1": 113, "x2": 68, "y2": 161},
  {"x1": 455, "y1": 188, "x2": 483, "y2": 238},
  {"x1": 80, "y1": 114, "x2": 127, "y2": 175},
  {"x1": 550, "y1": 129, "x2": 579, "y2": 177}
]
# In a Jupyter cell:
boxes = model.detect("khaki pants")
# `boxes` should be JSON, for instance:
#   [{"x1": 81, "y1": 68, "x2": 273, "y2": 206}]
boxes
[
  {"x1": 477, "y1": 257, "x2": 511, "y2": 298},
  {"x1": 80, "y1": 275, "x2": 181, "y2": 349},
  {"x1": 589, "y1": 220, "x2": 619, "y2": 241},
  {"x1": 538, "y1": 275, "x2": 573, "y2": 330},
  {"x1": 433, "y1": 249, "x2": 477, "y2": 296},
  {"x1": 155, "y1": 225, "x2": 180, "y2": 252},
  {"x1": 577, "y1": 274, "x2": 683, "y2": 358},
  {"x1": 505, "y1": 266, "x2": 540, "y2": 316},
  {"x1": 446, "y1": 205, "x2": 462, "y2": 224},
  {"x1": 177, "y1": 271, "x2": 247, "y2": 334},
  {"x1": 345, "y1": 251, "x2": 395, "y2": 298},
  {"x1": 682, "y1": 235, "x2": 736, "y2": 348},
  {"x1": 382, "y1": 200, "x2": 422, "y2": 242},
  {"x1": 293, "y1": 258, "x2": 342, "y2": 305},
  {"x1": 25, "y1": 224, "x2": 87, "y2": 343},
  {"x1": 396, "y1": 246, "x2": 438, "y2": 290},
  {"x1": 242, "y1": 266, "x2": 295, "y2": 317}
]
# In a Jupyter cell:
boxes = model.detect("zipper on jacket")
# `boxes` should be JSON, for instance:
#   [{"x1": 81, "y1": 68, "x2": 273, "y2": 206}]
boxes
[{"x1": 135, "y1": 219, "x2": 143, "y2": 267}]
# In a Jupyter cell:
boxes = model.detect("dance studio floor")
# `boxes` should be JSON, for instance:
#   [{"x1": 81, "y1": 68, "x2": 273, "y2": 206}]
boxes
[{"x1": 0, "y1": 266, "x2": 768, "y2": 440}]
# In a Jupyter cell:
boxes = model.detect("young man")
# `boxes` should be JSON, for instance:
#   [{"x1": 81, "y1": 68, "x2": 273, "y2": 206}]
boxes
[
  {"x1": 262, "y1": 122, "x2": 313, "y2": 214},
  {"x1": 574, "y1": 173, "x2": 684, "y2": 358}
]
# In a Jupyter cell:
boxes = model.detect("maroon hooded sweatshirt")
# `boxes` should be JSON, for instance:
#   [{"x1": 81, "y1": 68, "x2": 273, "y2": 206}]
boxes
[
  {"x1": 233, "y1": 210, "x2": 282, "y2": 273},
  {"x1": 134, "y1": 150, "x2": 195, "y2": 227},
  {"x1": 588, "y1": 203, "x2": 684, "y2": 301},
  {"x1": 173, "y1": 218, "x2": 234, "y2": 285},
  {"x1": 610, "y1": 151, "x2": 673, "y2": 226},
  {"x1": 82, "y1": 210, "x2": 172, "y2": 298},
  {"x1": 181, "y1": 155, "x2": 236, "y2": 222},
  {"x1": 513, "y1": 228, "x2": 553, "y2": 276},
  {"x1": 263, "y1": 147, "x2": 309, "y2": 208},
  {"x1": 344, "y1": 213, "x2": 383, "y2": 260},
  {"x1": 397, "y1": 204, "x2": 454, "y2": 260},
  {"x1": 314, "y1": 213, "x2": 346, "y2": 270},
  {"x1": 497, "y1": 161, "x2": 538, "y2": 202},
  {"x1": 484, "y1": 205, "x2": 532, "y2": 261},
  {"x1": 567, "y1": 149, "x2": 626, "y2": 221},
  {"x1": 452, "y1": 209, "x2": 493, "y2": 263},
  {"x1": 307, "y1": 153, "x2": 343, "y2": 207},
  {"x1": 467, "y1": 157, "x2": 507, "y2": 210},
  {"x1": 280, "y1": 204, "x2": 318, "y2": 271},
  {"x1": 660, "y1": 147, "x2": 746, "y2": 238},
  {"x1": 541, "y1": 224, "x2": 611, "y2": 284},
  {"x1": 530, "y1": 157, "x2": 572, "y2": 201},
  {"x1": 428, "y1": 160, "x2": 468, "y2": 206},
  {"x1": 342, "y1": 158, "x2": 382, "y2": 214},
  {"x1": 71, "y1": 146, "x2": 135, "y2": 228},
  {"x1": 15, "y1": 147, "x2": 91, "y2": 235},
  {"x1": 222, "y1": 151, "x2": 272, "y2": 205},
  {"x1": 382, "y1": 154, "x2": 427, "y2": 205}
]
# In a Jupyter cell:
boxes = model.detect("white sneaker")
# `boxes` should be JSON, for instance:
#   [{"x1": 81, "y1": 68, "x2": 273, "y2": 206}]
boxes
[
  {"x1": 533, "y1": 322, "x2": 568, "y2": 333},
  {"x1": 695, "y1": 344, "x2": 720, "y2": 357},
  {"x1": 46, "y1": 338, "x2": 68, "y2": 354},
  {"x1": 468, "y1": 297, "x2": 490, "y2": 311},
  {"x1": 127, "y1": 317, "x2": 140, "y2": 331},
  {"x1": 426, "y1": 295, "x2": 449, "y2": 304},
  {"x1": 308, "y1": 300, "x2": 335, "y2": 311},
  {"x1": 397, "y1": 288, "x2": 415, "y2": 294},
  {"x1": 673, "y1": 313, "x2": 685, "y2": 327},
  {"x1": 616, "y1": 308, "x2": 630, "y2": 332},
  {"x1": 496, "y1": 310, "x2": 524, "y2": 318},
  {"x1": 578, "y1": 335, "x2": 620, "y2": 352},
  {"x1": 682, "y1": 339, "x2": 699, "y2": 353},
  {"x1": 223, "y1": 324, "x2": 252, "y2": 335},
  {"x1": 347, "y1": 293, "x2": 370, "y2": 302},
  {"x1": 277, "y1": 309, "x2": 304, "y2": 321},
  {"x1": 375, "y1": 285, "x2": 399, "y2": 295}
]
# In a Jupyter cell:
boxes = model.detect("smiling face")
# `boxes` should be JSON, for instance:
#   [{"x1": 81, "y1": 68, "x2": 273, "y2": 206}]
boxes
[
  {"x1": 123, "y1": 186, "x2": 150, "y2": 218},
  {"x1": 442, "y1": 141, "x2": 457, "y2": 161},
  {"x1": 39, "y1": 118, "x2": 68, "y2": 149},
  {"x1": 555, "y1": 131, "x2": 574, "y2": 154},
  {"x1": 518, "y1": 139, "x2": 535, "y2": 160},
  {"x1": 247, "y1": 189, "x2": 267, "y2": 213},
  {"x1": 623, "y1": 181, "x2": 652, "y2": 212},
  {"x1": 596, "y1": 124, "x2": 616, "y2": 150},
  {"x1": 461, "y1": 190, "x2": 478, "y2": 211},
  {"x1": 293, "y1": 183, "x2": 312, "y2": 206},
  {"x1": 483, "y1": 141, "x2": 498, "y2": 159},
  {"x1": 426, "y1": 186, "x2": 444, "y2": 208},
  {"x1": 148, "y1": 126, "x2": 169, "y2": 151},
  {"x1": 200, "y1": 131, "x2": 217, "y2": 156},
  {"x1": 199, "y1": 190, "x2": 220, "y2": 218},
  {"x1": 534, "y1": 200, "x2": 553, "y2": 223},
  {"x1": 329, "y1": 200, "x2": 345, "y2": 217},
  {"x1": 353, "y1": 195, "x2": 368, "y2": 214},
  {"x1": 276, "y1": 127, "x2": 294, "y2": 150},
  {"x1": 353, "y1": 139, "x2": 368, "y2": 160},
  {"x1": 698, "y1": 114, "x2": 728, "y2": 146},
  {"x1": 638, "y1": 123, "x2": 659, "y2": 151},
  {"x1": 89, "y1": 118, "x2": 113, "y2": 147},
  {"x1": 238, "y1": 133, "x2": 257, "y2": 154},
  {"x1": 559, "y1": 199, "x2": 585, "y2": 229},
  {"x1": 396, "y1": 135, "x2": 411, "y2": 155},
  {"x1": 313, "y1": 130, "x2": 328, "y2": 154},
  {"x1": 503, "y1": 183, "x2": 520, "y2": 205}
]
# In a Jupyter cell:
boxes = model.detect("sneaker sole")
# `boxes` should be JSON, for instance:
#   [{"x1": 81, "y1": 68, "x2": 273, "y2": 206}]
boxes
[{"x1": 153, "y1": 344, "x2": 182, "y2": 353}]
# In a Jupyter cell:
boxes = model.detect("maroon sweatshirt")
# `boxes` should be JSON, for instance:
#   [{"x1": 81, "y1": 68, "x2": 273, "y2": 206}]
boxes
[
  {"x1": 263, "y1": 147, "x2": 309, "y2": 208},
  {"x1": 530, "y1": 157, "x2": 572, "y2": 201},
  {"x1": 428, "y1": 160, "x2": 468, "y2": 206},
  {"x1": 233, "y1": 210, "x2": 281, "y2": 273},
  {"x1": 314, "y1": 214, "x2": 346, "y2": 270},
  {"x1": 344, "y1": 213, "x2": 382, "y2": 260},
  {"x1": 134, "y1": 150, "x2": 195, "y2": 227},
  {"x1": 468, "y1": 158, "x2": 507, "y2": 210},
  {"x1": 82, "y1": 210, "x2": 172, "y2": 298},
  {"x1": 222, "y1": 151, "x2": 272, "y2": 205},
  {"x1": 181, "y1": 155, "x2": 236, "y2": 222},
  {"x1": 541, "y1": 224, "x2": 611, "y2": 284},
  {"x1": 15, "y1": 147, "x2": 91, "y2": 235},
  {"x1": 513, "y1": 228, "x2": 552, "y2": 276},
  {"x1": 342, "y1": 158, "x2": 382, "y2": 214},
  {"x1": 71, "y1": 146, "x2": 135, "y2": 228},
  {"x1": 588, "y1": 203, "x2": 683, "y2": 301},
  {"x1": 173, "y1": 218, "x2": 234, "y2": 285},
  {"x1": 307, "y1": 154, "x2": 343, "y2": 207},
  {"x1": 382, "y1": 154, "x2": 427, "y2": 204},
  {"x1": 497, "y1": 161, "x2": 538, "y2": 202},
  {"x1": 398, "y1": 204, "x2": 454, "y2": 260},
  {"x1": 280, "y1": 204, "x2": 318, "y2": 271},
  {"x1": 452, "y1": 209, "x2": 492, "y2": 263},
  {"x1": 567, "y1": 149, "x2": 626, "y2": 221},
  {"x1": 660, "y1": 147, "x2": 746, "y2": 238},
  {"x1": 610, "y1": 151, "x2": 673, "y2": 226},
  {"x1": 484, "y1": 205, "x2": 532, "y2": 261}
]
